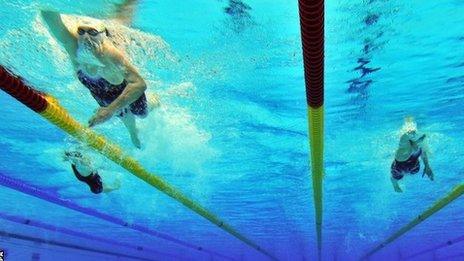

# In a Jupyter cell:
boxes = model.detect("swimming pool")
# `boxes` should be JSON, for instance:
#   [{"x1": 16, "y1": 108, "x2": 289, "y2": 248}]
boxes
[{"x1": 0, "y1": 0, "x2": 463, "y2": 260}]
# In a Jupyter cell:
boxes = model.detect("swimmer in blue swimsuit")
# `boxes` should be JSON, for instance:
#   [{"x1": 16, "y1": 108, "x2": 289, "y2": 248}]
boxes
[
  {"x1": 64, "y1": 151, "x2": 121, "y2": 194},
  {"x1": 40, "y1": 1, "x2": 159, "y2": 193},
  {"x1": 390, "y1": 117, "x2": 434, "y2": 193},
  {"x1": 40, "y1": 3, "x2": 159, "y2": 149}
]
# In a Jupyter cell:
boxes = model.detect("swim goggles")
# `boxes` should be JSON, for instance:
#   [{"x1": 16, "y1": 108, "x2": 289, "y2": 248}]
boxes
[{"x1": 77, "y1": 28, "x2": 105, "y2": 37}]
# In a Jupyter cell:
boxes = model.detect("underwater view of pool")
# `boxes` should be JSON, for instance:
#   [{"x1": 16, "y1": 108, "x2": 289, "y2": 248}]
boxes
[{"x1": 0, "y1": 0, "x2": 463, "y2": 260}]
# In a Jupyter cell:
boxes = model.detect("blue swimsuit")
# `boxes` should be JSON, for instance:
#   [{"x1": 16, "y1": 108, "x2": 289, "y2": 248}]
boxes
[
  {"x1": 391, "y1": 148, "x2": 422, "y2": 180},
  {"x1": 77, "y1": 70, "x2": 148, "y2": 117},
  {"x1": 71, "y1": 164, "x2": 103, "y2": 194}
]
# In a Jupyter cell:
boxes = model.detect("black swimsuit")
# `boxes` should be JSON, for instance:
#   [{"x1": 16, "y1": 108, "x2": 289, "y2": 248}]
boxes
[
  {"x1": 71, "y1": 164, "x2": 103, "y2": 194},
  {"x1": 391, "y1": 148, "x2": 422, "y2": 180},
  {"x1": 77, "y1": 70, "x2": 148, "y2": 117}
]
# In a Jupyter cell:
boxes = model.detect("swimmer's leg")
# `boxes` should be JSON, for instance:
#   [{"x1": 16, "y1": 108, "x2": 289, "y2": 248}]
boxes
[{"x1": 120, "y1": 112, "x2": 141, "y2": 148}]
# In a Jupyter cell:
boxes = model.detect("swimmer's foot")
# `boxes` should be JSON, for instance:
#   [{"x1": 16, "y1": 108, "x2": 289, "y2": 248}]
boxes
[
  {"x1": 394, "y1": 186, "x2": 403, "y2": 193},
  {"x1": 147, "y1": 93, "x2": 161, "y2": 112},
  {"x1": 423, "y1": 166, "x2": 434, "y2": 181},
  {"x1": 130, "y1": 132, "x2": 142, "y2": 149}
]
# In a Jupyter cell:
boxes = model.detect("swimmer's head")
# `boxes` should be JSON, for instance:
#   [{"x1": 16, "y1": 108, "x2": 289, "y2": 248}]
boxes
[
  {"x1": 404, "y1": 116, "x2": 415, "y2": 123},
  {"x1": 77, "y1": 21, "x2": 109, "y2": 52},
  {"x1": 401, "y1": 116, "x2": 417, "y2": 134}
]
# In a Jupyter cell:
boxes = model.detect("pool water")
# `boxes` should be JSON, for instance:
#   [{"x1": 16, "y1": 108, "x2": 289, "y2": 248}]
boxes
[{"x1": 0, "y1": 0, "x2": 463, "y2": 260}]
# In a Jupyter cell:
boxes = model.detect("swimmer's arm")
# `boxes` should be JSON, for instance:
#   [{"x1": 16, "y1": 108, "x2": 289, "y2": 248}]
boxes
[
  {"x1": 413, "y1": 133, "x2": 430, "y2": 166},
  {"x1": 40, "y1": 11, "x2": 78, "y2": 60},
  {"x1": 421, "y1": 149, "x2": 434, "y2": 181},
  {"x1": 421, "y1": 149, "x2": 431, "y2": 168},
  {"x1": 113, "y1": 0, "x2": 138, "y2": 25},
  {"x1": 106, "y1": 49, "x2": 147, "y2": 113}
]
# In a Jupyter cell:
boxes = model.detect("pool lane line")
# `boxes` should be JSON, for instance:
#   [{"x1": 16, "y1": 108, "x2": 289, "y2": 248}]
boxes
[
  {"x1": 403, "y1": 234, "x2": 464, "y2": 260},
  {"x1": 361, "y1": 184, "x2": 464, "y2": 260},
  {"x1": 0, "y1": 211, "x2": 176, "y2": 260},
  {"x1": 298, "y1": 0, "x2": 325, "y2": 260},
  {"x1": 0, "y1": 172, "x2": 231, "y2": 260},
  {"x1": 0, "y1": 229, "x2": 156, "y2": 261},
  {"x1": 0, "y1": 65, "x2": 273, "y2": 260},
  {"x1": 437, "y1": 252, "x2": 464, "y2": 261}
]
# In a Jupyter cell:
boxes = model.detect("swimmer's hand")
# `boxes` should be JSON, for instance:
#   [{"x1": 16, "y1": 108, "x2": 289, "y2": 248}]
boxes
[
  {"x1": 89, "y1": 107, "x2": 114, "y2": 127},
  {"x1": 391, "y1": 177, "x2": 403, "y2": 193},
  {"x1": 423, "y1": 165, "x2": 434, "y2": 181}
]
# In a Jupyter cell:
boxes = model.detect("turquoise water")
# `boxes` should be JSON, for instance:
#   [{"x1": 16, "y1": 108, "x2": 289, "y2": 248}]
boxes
[{"x1": 0, "y1": 0, "x2": 463, "y2": 260}]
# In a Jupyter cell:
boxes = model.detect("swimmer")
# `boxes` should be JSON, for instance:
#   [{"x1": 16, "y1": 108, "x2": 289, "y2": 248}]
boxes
[
  {"x1": 390, "y1": 117, "x2": 434, "y2": 193},
  {"x1": 40, "y1": 1, "x2": 159, "y2": 149},
  {"x1": 40, "y1": 1, "x2": 158, "y2": 193},
  {"x1": 64, "y1": 151, "x2": 121, "y2": 194}
]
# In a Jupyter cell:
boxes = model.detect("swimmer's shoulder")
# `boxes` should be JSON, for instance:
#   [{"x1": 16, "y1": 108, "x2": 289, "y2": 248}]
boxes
[
  {"x1": 399, "y1": 133, "x2": 411, "y2": 145},
  {"x1": 103, "y1": 45, "x2": 142, "y2": 78}
]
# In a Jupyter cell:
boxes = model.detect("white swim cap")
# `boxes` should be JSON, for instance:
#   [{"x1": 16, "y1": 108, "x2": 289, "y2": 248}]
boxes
[
  {"x1": 403, "y1": 121, "x2": 417, "y2": 133},
  {"x1": 401, "y1": 116, "x2": 417, "y2": 135}
]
